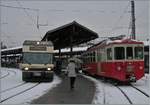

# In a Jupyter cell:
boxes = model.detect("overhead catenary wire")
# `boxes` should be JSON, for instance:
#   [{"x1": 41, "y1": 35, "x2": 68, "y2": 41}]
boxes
[
  {"x1": 15, "y1": 0, "x2": 45, "y2": 39},
  {"x1": 0, "y1": 4, "x2": 39, "y2": 11},
  {"x1": 109, "y1": 1, "x2": 130, "y2": 35},
  {"x1": 0, "y1": 1, "x2": 43, "y2": 39},
  {"x1": 0, "y1": 3, "x2": 40, "y2": 30},
  {"x1": 16, "y1": 0, "x2": 38, "y2": 27}
]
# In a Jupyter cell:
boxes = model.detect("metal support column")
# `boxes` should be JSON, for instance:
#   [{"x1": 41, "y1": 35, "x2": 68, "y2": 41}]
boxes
[
  {"x1": 59, "y1": 49, "x2": 61, "y2": 58},
  {"x1": 131, "y1": 0, "x2": 136, "y2": 39},
  {"x1": 70, "y1": 25, "x2": 75, "y2": 57}
]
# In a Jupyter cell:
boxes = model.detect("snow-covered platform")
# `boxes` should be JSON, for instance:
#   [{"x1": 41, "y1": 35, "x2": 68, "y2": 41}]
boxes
[
  {"x1": 31, "y1": 74, "x2": 95, "y2": 104},
  {"x1": 0, "y1": 67, "x2": 149, "y2": 104},
  {"x1": 0, "y1": 67, "x2": 61, "y2": 104}
]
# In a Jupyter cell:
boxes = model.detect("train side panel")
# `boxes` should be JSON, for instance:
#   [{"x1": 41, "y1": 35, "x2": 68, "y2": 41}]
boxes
[
  {"x1": 97, "y1": 61, "x2": 144, "y2": 82},
  {"x1": 84, "y1": 63, "x2": 97, "y2": 75},
  {"x1": 97, "y1": 62, "x2": 126, "y2": 81}
]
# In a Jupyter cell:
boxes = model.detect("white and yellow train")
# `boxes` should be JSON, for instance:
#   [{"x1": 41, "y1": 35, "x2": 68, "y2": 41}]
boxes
[{"x1": 20, "y1": 40, "x2": 54, "y2": 82}]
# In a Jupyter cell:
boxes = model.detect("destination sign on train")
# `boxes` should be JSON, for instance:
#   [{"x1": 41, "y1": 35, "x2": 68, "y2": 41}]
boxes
[{"x1": 23, "y1": 40, "x2": 53, "y2": 46}]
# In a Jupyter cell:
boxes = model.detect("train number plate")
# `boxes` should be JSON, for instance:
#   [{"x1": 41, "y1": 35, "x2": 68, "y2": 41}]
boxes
[
  {"x1": 33, "y1": 72, "x2": 41, "y2": 76},
  {"x1": 127, "y1": 65, "x2": 133, "y2": 72}
]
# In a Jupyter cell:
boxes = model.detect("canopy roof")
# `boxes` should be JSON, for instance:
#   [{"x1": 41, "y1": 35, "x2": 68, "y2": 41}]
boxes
[{"x1": 42, "y1": 21, "x2": 98, "y2": 50}]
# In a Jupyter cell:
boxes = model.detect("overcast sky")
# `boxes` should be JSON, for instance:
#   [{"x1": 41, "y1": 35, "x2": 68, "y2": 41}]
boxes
[{"x1": 0, "y1": 0, "x2": 149, "y2": 48}]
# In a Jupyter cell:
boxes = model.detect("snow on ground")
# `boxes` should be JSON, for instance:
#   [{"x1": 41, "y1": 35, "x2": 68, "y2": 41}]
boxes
[
  {"x1": 1, "y1": 68, "x2": 23, "y2": 92},
  {"x1": 0, "y1": 70, "x2": 8, "y2": 78},
  {"x1": 83, "y1": 74, "x2": 150, "y2": 104},
  {"x1": 1, "y1": 67, "x2": 149, "y2": 104},
  {"x1": 132, "y1": 74, "x2": 150, "y2": 96},
  {"x1": 0, "y1": 67, "x2": 62, "y2": 104},
  {"x1": 83, "y1": 75, "x2": 129, "y2": 104},
  {"x1": 119, "y1": 85, "x2": 150, "y2": 104}
]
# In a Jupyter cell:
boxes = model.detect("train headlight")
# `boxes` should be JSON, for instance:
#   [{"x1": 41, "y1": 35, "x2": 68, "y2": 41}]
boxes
[
  {"x1": 117, "y1": 66, "x2": 121, "y2": 71},
  {"x1": 47, "y1": 68, "x2": 51, "y2": 71},
  {"x1": 139, "y1": 66, "x2": 143, "y2": 70},
  {"x1": 24, "y1": 67, "x2": 29, "y2": 70}
]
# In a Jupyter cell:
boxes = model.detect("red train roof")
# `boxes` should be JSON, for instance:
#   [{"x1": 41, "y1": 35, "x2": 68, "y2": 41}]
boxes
[
  {"x1": 107, "y1": 38, "x2": 143, "y2": 45},
  {"x1": 87, "y1": 38, "x2": 143, "y2": 51}
]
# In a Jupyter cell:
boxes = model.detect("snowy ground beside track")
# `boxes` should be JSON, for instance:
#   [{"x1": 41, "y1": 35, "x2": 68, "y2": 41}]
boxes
[
  {"x1": 131, "y1": 74, "x2": 150, "y2": 95},
  {"x1": 0, "y1": 67, "x2": 62, "y2": 104},
  {"x1": 0, "y1": 67, "x2": 149, "y2": 104},
  {"x1": 83, "y1": 74, "x2": 150, "y2": 104}
]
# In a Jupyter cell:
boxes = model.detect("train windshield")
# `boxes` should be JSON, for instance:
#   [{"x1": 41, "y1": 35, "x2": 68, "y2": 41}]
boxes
[
  {"x1": 134, "y1": 47, "x2": 143, "y2": 59},
  {"x1": 126, "y1": 47, "x2": 133, "y2": 60},
  {"x1": 23, "y1": 52, "x2": 53, "y2": 64},
  {"x1": 114, "y1": 47, "x2": 125, "y2": 60}
]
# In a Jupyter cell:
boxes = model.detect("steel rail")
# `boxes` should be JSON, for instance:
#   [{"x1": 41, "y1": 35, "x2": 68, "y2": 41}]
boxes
[{"x1": 0, "y1": 83, "x2": 40, "y2": 103}]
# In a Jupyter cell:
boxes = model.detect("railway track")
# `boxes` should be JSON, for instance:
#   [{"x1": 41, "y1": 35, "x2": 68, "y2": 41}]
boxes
[
  {"x1": 84, "y1": 74, "x2": 149, "y2": 104},
  {"x1": 130, "y1": 85, "x2": 149, "y2": 97},
  {"x1": 7, "y1": 69, "x2": 17, "y2": 75},
  {"x1": 102, "y1": 86, "x2": 106, "y2": 104},
  {"x1": 0, "y1": 69, "x2": 17, "y2": 79},
  {"x1": 116, "y1": 86, "x2": 133, "y2": 104},
  {"x1": 116, "y1": 85, "x2": 150, "y2": 104},
  {"x1": 0, "y1": 72, "x2": 10, "y2": 79},
  {"x1": 0, "y1": 83, "x2": 40, "y2": 103},
  {"x1": 0, "y1": 82, "x2": 26, "y2": 93}
]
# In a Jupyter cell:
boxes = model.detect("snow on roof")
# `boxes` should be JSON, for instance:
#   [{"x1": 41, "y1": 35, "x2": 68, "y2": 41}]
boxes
[
  {"x1": 143, "y1": 40, "x2": 150, "y2": 46},
  {"x1": 1, "y1": 46, "x2": 22, "y2": 52},
  {"x1": 106, "y1": 37, "x2": 142, "y2": 45},
  {"x1": 54, "y1": 46, "x2": 88, "y2": 53},
  {"x1": 106, "y1": 39, "x2": 122, "y2": 45},
  {"x1": 1, "y1": 46, "x2": 87, "y2": 53}
]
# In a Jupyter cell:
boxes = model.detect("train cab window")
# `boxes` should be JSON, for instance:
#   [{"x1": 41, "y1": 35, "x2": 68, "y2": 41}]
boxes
[
  {"x1": 134, "y1": 47, "x2": 143, "y2": 59},
  {"x1": 107, "y1": 48, "x2": 112, "y2": 60},
  {"x1": 126, "y1": 47, "x2": 133, "y2": 60},
  {"x1": 114, "y1": 47, "x2": 125, "y2": 60}
]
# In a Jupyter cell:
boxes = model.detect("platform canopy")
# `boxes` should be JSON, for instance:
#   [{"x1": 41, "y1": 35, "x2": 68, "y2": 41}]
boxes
[{"x1": 42, "y1": 21, "x2": 98, "y2": 50}]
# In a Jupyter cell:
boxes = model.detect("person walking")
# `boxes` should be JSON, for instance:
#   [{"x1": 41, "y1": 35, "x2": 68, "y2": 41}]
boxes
[{"x1": 67, "y1": 60, "x2": 77, "y2": 90}]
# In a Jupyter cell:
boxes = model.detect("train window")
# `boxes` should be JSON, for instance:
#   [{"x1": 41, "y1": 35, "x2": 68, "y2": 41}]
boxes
[
  {"x1": 91, "y1": 52, "x2": 93, "y2": 62},
  {"x1": 90, "y1": 53, "x2": 92, "y2": 62},
  {"x1": 134, "y1": 47, "x2": 143, "y2": 59},
  {"x1": 98, "y1": 51, "x2": 101, "y2": 61},
  {"x1": 87, "y1": 53, "x2": 89, "y2": 63},
  {"x1": 85, "y1": 54, "x2": 87, "y2": 63},
  {"x1": 114, "y1": 47, "x2": 125, "y2": 60},
  {"x1": 86, "y1": 54, "x2": 88, "y2": 63},
  {"x1": 91, "y1": 53, "x2": 93, "y2": 62},
  {"x1": 93, "y1": 51, "x2": 96, "y2": 62},
  {"x1": 107, "y1": 48, "x2": 112, "y2": 60},
  {"x1": 97, "y1": 52, "x2": 101, "y2": 61},
  {"x1": 126, "y1": 47, "x2": 133, "y2": 60},
  {"x1": 88, "y1": 53, "x2": 90, "y2": 63}
]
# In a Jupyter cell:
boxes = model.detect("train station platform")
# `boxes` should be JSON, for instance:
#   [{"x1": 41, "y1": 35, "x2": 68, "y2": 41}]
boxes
[{"x1": 31, "y1": 74, "x2": 95, "y2": 104}]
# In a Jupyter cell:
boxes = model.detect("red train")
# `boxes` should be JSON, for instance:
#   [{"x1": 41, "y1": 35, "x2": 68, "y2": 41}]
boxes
[{"x1": 82, "y1": 37, "x2": 144, "y2": 82}]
